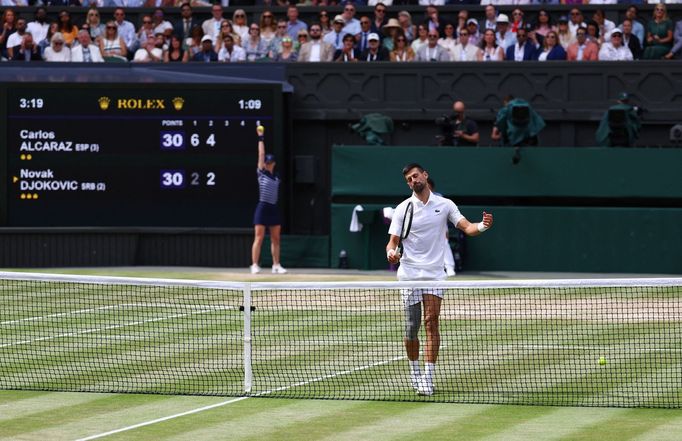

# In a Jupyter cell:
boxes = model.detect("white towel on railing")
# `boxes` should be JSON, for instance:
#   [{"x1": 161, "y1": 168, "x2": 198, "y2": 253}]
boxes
[{"x1": 349, "y1": 205, "x2": 364, "y2": 232}]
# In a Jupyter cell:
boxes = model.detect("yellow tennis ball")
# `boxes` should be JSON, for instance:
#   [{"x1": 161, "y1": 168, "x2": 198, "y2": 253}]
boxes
[
  {"x1": 257, "y1": 125, "x2": 265, "y2": 133},
  {"x1": 599, "y1": 356, "x2": 607, "y2": 365}
]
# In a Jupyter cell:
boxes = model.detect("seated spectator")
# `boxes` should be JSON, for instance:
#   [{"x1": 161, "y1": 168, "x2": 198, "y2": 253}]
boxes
[
  {"x1": 71, "y1": 29, "x2": 104, "y2": 62},
  {"x1": 585, "y1": 20, "x2": 603, "y2": 47},
  {"x1": 56, "y1": 10, "x2": 78, "y2": 47},
  {"x1": 567, "y1": 27, "x2": 599, "y2": 61},
  {"x1": 298, "y1": 23, "x2": 334, "y2": 62},
  {"x1": 398, "y1": 11, "x2": 415, "y2": 43},
  {"x1": 319, "y1": 10, "x2": 331, "y2": 36},
  {"x1": 495, "y1": 14, "x2": 515, "y2": 51},
  {"x1": 111, "y1": 8, "x2": 136, "y2": 54},
  {"x1": 592, "y1": 9, "x2": 615, "y2": 40},
  {"x1": 624, "y1": 5, "x2": 645, "y2": 47},
  {"x1": 6, "y1": 16, "x2": 27, "y2": 60},
  {"x1": 533, "y1": 9, "x2": 555, "y2": 38},
  {"x1": 480, "y1": 5, "x2": 497, "y2": 32},
  {"x1": 202, "y1": 4, "x2": 224, "y2": 41},
  {"x1": 416, "y1": 29, "x2": 450, "y2": 62},
  {"x1": 424, "y1": 4, "x2": 449, "y2": 38},
  {"x1": 341, "y1": 2, "x2": 360, "y2": 37},
  {"x1": 411, "y1": 23, "x2": 429, "y2": 54},
  {"x1": 99, "y1": 21, "x2": 127, "y2": 62},
  {"x1": 460, "y1": 19, "x2": 479, "y2": 47},
  {"x1": 456, "y1": 10, "x2": 469, "y2": 34},
  {"x1": 0, "y1": 9, "x2": 17, "y2": 59},
  {"x1": 133, "y1": 33, "x2": 163, "y2": 62},
  {"x1": 295, "y1": 29, "x2": 309, "y2": 53},
  {"x1": 324, "y1": 15, "x2": 346, "y2": 51},
  {"x1": 334, "y1": 33, "x2": 360, "y2": 62},
  {"x1": 43, "y1": 32, "x2": 71, "y2": 61},
  {"x1": 38, "y1": 21, "x2": 58, "y2": 58},
  {"x1": 174, "y1": 3, "x2": 200, "y2": 44},
  {"x1": 452, "y1": 27, "x2": 480, "y2": 61},
  {"x1": 621, "y1": 19, "x2": 643, "y2": 60},
  {"x1": 383, "y1": 18, "x2": 403, "y2": 52},
  {"x1": 84, "y1": 8, "x2": 105, "y2": 42},
  {"x1": 164, "y1": 34, "x2": 189, "y2": 62},
  {"x1": 557, "y1": 15, "x2": 574, "y2": 49},
  {"x1": 510, "y1": 9, "x2": 526, "y2": 34},
  {"x1": 360, "y1": 32, "x2": 389, "y2": 61},
  {"x1": 259, "y1": 11, "x2": 277, "y2": 48},
  {"x1": 218, "y1": 34, "x2": 245, "y2": 62},
  {"x1": 437, "y1": 22, "x2": 457, "y2": 55},
  {"x1": 268, "y1": 19, "x2": 288, "y2": 56},
  {"x1": 186, "y1": 25, "x2": 204, "y2": 59},
  {"x1": 643, "y1": 3, "x2": 673, "y2": 60},
  {"x1": 286, "y1": 5, "x2": 307, "y2": 40},
  {"x1": 535, "y1": 31, "x2": 566, "y2": 61},
  {"x1": 599, "y1": 30, "x2": 633, "y2": 61},
  {"x1": 27, "y1": 6, "x2": 49, "y2": 46},
  {"x1": 478, "y1": 28, "x2": 504, "y2": 61},
  {"x1": 244, "y1": 24, "x2": 269, "y2": 61},
  {"x1": 371, "y1": 2, "x2": 388, "y2": 36},
  {"x1": 136, "y1": 15, "x2": 156, "y2": 48},
  {"x1": 506, "y1": 26, "x2": 538, "y2": 62},
  {"x1": 356, "y1": 16, "x2": 373, "y2": 53},
  {"x1": 273, "y1": 36, "x2": 297, "y2": 62},
  {"x1": 191, "y1": 35, "x2": 217, "y2": 62},
  {"x1": 568, "y1": 8, "x2": 584, "y2": 37},
  {"x1": 11, "y1": 33, "x2": 42, "y2": 61},
  {"x1": 151, "y1": 9, "x2": 173, "y2": 38},
  {"x1": 232, "y1": 9, "x2": 249, "y2": 42},
  {"x1": 390, "y1": 33, "x2": 415, "y2": 62}
]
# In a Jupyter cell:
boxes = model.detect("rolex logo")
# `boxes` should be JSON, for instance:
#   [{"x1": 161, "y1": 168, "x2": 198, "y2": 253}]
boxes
[
  {"x1": 98, "y1": 96, "x2": 111, "y2": 111},
  {"x1": 172, "y1": 97, "x2": 185, "y2": 111}
]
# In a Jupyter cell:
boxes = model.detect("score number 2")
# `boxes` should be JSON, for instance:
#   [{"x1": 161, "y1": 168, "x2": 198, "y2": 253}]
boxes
[
  {"x1": 161, "y1": 170, "x2": 216, "y2": 189},
  {"x1": 160, "y1": 131, "x2": 216, "y2": 150}
]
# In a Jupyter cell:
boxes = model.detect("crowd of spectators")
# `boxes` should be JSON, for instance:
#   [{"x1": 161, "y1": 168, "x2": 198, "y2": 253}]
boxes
[{"x1": 1, "y1": 2, "x2": 681, "y2": 62}]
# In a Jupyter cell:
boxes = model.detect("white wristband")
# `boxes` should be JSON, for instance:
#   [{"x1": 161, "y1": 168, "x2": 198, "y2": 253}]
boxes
[{"x1": 477, "y1": 222, "x2": 489, "y2": 233}]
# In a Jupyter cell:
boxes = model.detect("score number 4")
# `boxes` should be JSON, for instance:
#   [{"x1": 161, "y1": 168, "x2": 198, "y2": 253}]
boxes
[{"x1": 161, "y1": 131, "x2": 216, "y2": 150}]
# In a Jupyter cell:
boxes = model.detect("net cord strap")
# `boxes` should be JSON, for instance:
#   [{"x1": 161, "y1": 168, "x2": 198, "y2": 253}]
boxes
[{"x1": 243, "y1": 284, "x2": 253, "y2": 394}]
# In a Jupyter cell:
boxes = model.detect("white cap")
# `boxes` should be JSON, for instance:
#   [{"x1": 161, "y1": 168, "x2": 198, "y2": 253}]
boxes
[
  {"x1": 201, "y1": 35, "x2": 213, "y2": 43},
  {"x1": 333, "y1": 14, "x2": 345, "y2": 24},
  {"x1": 368, "y1": 32, "x2": 380, "y2": 41},
  {"x1": 496, "y1": 13, "x2": 509, "y2": 23}
]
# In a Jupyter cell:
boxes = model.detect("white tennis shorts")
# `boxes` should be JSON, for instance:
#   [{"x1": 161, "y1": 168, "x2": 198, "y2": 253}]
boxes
[{"x1": 397, "y1": 264, "x2": 446, "y2": 307}]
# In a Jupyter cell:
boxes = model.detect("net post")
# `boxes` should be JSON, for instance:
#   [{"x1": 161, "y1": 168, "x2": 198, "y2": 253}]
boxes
[{"x1": 243, "y1": 283, "x2": 253, "y2": 394}]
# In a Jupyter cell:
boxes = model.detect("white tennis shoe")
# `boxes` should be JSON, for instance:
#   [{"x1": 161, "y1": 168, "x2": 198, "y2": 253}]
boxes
[
  {"x1": 249, "y1": 264, "x2": 261, "y2": 274},
  {"x1": 416, "y1": 376, "x2": 434, "y2": 396},
  {"x1": 411, "y1": 373, "x2": 421, "y2": 392},
  {"x1": 272, "y1": 264, "x2": 287, "y2": 274}
]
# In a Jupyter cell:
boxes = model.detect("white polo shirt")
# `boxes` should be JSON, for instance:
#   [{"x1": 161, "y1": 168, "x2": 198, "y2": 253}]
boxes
[{"x1": 389, "y1": 191, "x2": 464, "y2": 279}]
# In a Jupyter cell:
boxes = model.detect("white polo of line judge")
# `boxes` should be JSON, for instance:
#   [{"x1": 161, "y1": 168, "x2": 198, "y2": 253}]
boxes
[{"x1": 386, "y1": 163, "x2": 493, "y2": 396}]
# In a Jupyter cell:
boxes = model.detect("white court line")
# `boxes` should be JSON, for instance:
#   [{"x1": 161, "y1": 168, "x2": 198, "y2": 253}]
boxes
[
  {"x1": 74, "y1": 354, "x2": 407, "y2": 441},
  {"x1": 0, "y1": 309, "x2": 217, "y2": 349},
  {"x1": 1, "y1": 303, "x2": 234, "y2": 326}
]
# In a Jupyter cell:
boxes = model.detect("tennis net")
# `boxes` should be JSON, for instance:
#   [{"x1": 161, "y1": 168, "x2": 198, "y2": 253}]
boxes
[{"x1": 1, "y1": 272, "x2": 681, "y2": 407}]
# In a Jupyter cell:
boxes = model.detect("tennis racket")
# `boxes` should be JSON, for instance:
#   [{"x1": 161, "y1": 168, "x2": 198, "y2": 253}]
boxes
[{"x1": 396, "y1": 201, "x2": 414, "y2": 258}]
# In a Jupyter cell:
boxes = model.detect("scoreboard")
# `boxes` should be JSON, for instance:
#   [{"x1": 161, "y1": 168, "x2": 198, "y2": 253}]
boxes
[{"x1": 2, "y1": 83, "x2": 283, "y2": 228}]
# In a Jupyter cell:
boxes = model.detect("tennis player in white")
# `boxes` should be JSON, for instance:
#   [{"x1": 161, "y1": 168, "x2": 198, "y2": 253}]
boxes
[{"x1": 386, "y1": 163, "x2": 493, "y2": 396}]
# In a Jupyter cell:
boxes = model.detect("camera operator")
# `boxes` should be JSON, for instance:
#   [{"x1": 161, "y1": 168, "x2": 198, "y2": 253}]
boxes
[
  {"x1": 595, "y1": 92, "x2": 642, "y2": 147},
  {"x1": 436, "y1": 101, "x2": 480, "y2": 146}
]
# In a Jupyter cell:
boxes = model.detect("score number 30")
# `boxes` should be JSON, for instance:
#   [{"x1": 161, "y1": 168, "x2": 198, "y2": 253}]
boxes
[
  {"x1": 160, "y1": 170, "x2": 216, "y2": 189},
  {"x1": 161, "y1": 131, "x2": 215, "y2": 149}
]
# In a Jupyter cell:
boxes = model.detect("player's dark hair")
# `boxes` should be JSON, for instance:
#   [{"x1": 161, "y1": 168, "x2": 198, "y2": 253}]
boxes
[{"x1": 402, "y1": 163, "x2": 424, "y2": 175}]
